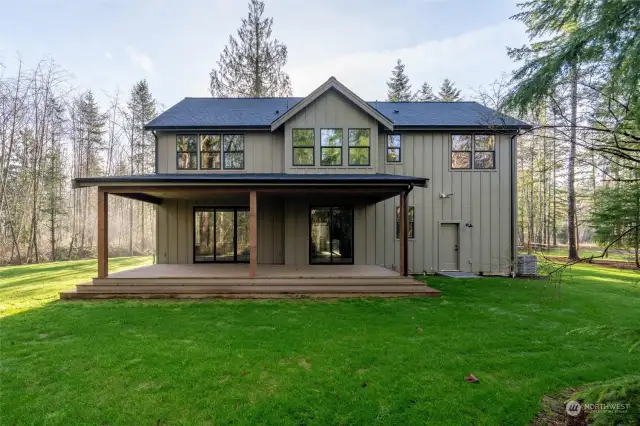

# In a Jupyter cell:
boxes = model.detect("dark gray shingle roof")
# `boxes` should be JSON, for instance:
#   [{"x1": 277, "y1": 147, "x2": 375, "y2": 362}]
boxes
[{"x1": 146, "y1": 97, "x2": 530, "y2": 130}]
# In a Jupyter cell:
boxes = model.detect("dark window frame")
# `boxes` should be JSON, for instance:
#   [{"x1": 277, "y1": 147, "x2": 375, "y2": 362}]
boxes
[
  {"x1": 309, "y1": 206, "x2": 355, "y2": 265},
  {"x1": 193, "y1": 206, "x2": 250, "y2": 263},
  {"x1": 451, "y1": 133, "x2": 497, "y2": 170},
  {"x1": 222, "y1": 134, "x2": 245, "y2": 170},
  {"x1": 451, "y1": 134, "x2": 473, "y2": 170},
  {"x1": 395, "y1": 206, "x2": 415, "y2": 239},
  {"x1": 176, "y1": 134, "x2": 198, "y2": 170},
  {"x1": 473, "y1": 134, "x2": 496, "y2": 170},
  {"x1": 320, "y1": 128, "x2": 343, "y2": 166},
  {"x1": 348, "y1": 128, "x2": 371, "y2": 166},
  {"x1": 292, "y1": 128, "x2": 315, "y2": 166},
  {"x1": 386, "y1": 134, "x2": 402, "y2": 163},
  {"x1": 199, "y1": 134, "x2": 222, "y2": 170}
]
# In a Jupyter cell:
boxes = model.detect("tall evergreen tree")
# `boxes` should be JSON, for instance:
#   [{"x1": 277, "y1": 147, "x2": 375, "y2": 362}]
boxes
[
  {"x1": 438, "y1": 79, "x2": 462, "y2": 101},
  {"x1": 127, "y1": 80, "x2": 157, "y2": 253},
  {"x1": 386, "y1": 59, "x2": 412, "y2": 101},
  {"x1": 414, "y1": 82, "x2": 436, "y2": 101},
  {"x1": 209, "y1": 0, "x2": 292, "y2": 97}
]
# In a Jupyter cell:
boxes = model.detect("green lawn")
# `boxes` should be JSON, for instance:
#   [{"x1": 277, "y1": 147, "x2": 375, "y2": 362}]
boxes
[
  {"x1": 1, "y1": 260, "x2": 638, "y2": 425},
  {"x1": 528, "y1": 245, "x2": 635, "y2": 263}
]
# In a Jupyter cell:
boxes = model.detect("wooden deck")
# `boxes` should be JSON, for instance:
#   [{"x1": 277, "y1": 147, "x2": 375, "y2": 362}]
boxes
[{"x1": 60, "y1": 264, "x2": 440, "y2": 299}]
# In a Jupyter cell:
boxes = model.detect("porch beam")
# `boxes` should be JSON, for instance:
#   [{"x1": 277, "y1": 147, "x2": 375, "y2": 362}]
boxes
[
  {"x1": 399, "y1": 190, "x2": 408, "y2": 276},
  {"x1": 97, "y1": 188, "x2": 109, "y2": 279},
  {"x1": 249, "y1": 191, "x2": 257, "y2": 277},
  {"x1": 110, "y1": 192, "x2": 163, "y2": 205}
]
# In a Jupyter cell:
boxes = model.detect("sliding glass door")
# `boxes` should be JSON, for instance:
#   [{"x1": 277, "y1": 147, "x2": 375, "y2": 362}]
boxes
[
  {"x1": 310, "y1": 207, "x2": 353, "y2": 264},
  {"x1": 194, "y1": 207, "x2": 249, "y2": 263}
]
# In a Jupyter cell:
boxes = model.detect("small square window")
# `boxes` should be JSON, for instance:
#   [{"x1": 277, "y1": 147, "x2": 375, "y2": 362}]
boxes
[{"x1": 451, "y1": 134, "x2": 495, "y2": 169}]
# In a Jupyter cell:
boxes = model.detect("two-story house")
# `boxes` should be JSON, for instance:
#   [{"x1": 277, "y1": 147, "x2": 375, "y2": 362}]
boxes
[{"x1": 63, "y1": 77, "x2": 530, "y2": 299}]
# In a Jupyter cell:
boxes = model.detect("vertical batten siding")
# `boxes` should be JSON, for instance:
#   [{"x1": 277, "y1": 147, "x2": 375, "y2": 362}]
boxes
[
  {"x1": 155, "y1": 131, "x2": 285, "y2": 174},
  {"x1": 283, "y1": 90, "x2": 378, "y2": 174},
  {"x1": 374, "y1": 131, "x2": 514, "y2": 274}
]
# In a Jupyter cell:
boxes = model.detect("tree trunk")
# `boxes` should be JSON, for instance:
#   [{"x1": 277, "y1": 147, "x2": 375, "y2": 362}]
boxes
[{"x1": 567, "y1": 64, "x2": 579, "y2": 261}]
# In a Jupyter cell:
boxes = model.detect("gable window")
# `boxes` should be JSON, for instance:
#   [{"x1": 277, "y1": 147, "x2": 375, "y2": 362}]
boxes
[
  {"x1": 200, "y1": 134, "x2": 221, "y2": 169},
  {"x1": 223, "y1": 135, "x2": 244, "y2": 169},
  {"x1": 396, "y1": 206, "x2": 415, "y2": 239},
  {"x1": 293, "y1": 129, "x2": 314, "y2": 166},
  {"x1": 451, "y1": 134, "x2": 495, "y2": 169},
  {"x1": 473, "y1": 134, "x2": 495, "y2": 169},
  {"x1": 177, "y1": 135, "x2": 197, "y2": 169},
  {"x1": 387, "y1": 134, "x2": 401, "y2": 162},
  {"x1": 320, "y1": 128, "x2": 343, "y2": 166},
  {"x1": 348, "y1": 129, "x2": 370, "y2": 166}
]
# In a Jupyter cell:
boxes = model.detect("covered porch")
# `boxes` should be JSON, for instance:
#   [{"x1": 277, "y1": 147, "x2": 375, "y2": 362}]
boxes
[{"x1": 63, "y1": 173, "x2": 438, "y2": 299}]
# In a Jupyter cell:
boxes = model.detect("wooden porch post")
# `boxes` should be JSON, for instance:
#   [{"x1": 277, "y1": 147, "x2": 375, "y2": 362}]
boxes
[
  {"x1": 249, "y1": 190, "x2": 257, "y2": 277},
  {"x1": 399, "y1": 190, "x2": 408, "y2": 276},
  {"x1": 97, "y1": 188, "x2": 109, "y2": 279}
]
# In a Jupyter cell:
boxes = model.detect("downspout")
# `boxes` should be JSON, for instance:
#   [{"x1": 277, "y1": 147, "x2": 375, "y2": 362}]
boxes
[
  {"x1": 152, "y1": 130, "x2": 158, "y2": 174},
  {"x1": 510, "y1": 132, "x2": 519, "y2": 276}
]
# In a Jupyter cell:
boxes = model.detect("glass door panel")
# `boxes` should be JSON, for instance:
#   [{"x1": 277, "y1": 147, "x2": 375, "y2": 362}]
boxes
[
  {"x1": 331, "y1": 208, "x2": 353, "y2": 264},
  {"x1": 236, "y1": 209, "x2": 250, "y2": 262},
  {"x1": 194, "y1": 210, "x2": 215, "y2": 262},
  {"x1": 215, "y1": 209, "x2": 235, "y2": 262},
  {"x1": 310, "y1": 208, "x2": 331, "y2": 264},
  {"x1": 310, "y1": 207, "x2": 353, "y2": 264}
]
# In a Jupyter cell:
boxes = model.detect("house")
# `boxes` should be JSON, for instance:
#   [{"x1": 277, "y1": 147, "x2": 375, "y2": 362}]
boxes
[{"x1": 62, "y1": 77, "x2": 531, "y2": 299}]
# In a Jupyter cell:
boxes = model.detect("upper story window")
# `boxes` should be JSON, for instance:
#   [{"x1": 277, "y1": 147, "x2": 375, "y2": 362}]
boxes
[
  {"x1": 293, "y1": 129, "x2": 314, "y2": 166},
  {"x1": 387, "y1": 134, "x2": 401, "y2": 162},
  {"x1": 451, "y1": 134, "x2": 495, "y2": 170},
  {"x1": 200, "y1": 135, "x2": 221, "y2": 169},
  {"x1": 176, "y1": 135, "x2": 197, "y2": 169},
  {"x1": 223, "y1": 135, "x2": 245, "y2": 169},
  {"x1": 348, "y1": 129, "x2": 370, "y2": 166},
  {"x1": 320, "y1": 129, "x2": 343, "y2": 166}
]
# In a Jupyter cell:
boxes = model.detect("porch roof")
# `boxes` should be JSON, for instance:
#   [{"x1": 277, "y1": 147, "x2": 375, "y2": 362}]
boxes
[{"x1": 72, "y1": 173, "x2": 427, "y2": 188}]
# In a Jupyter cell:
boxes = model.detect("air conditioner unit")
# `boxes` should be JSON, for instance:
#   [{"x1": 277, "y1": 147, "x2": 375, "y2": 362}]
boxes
[{"x1": 516, "y1": 254, "x2": 538, "y2": 277}]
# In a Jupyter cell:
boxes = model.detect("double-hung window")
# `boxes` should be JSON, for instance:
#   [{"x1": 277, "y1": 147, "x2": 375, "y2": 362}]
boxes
[
  {"x1": 395, "y1": 206, "x2": 415, "y2": 239},
  {"x1": 200, "y1": 134, "x2": 221, "y2": 169},
  {"x1": 387, "y1": 134, "x2": 401, "y2": 162},
  {"x1": 348, "y1": 129, "x2": 370, "y2": 166},
  {"x1": 451, "y1": 134, "x2": 495, "y2": 169},
  {"x1": 320, "y1": 128, "x2": 342, "y2": 165},
  {"x1": 293, "y1": 129, "x2": 315, "y2": 166},
  {"x1": 223, "y1": 135, "x2": 245, "y2": 169},
  {"x1": 176, "y1": 135, "x2": 197, "y2": 169}
]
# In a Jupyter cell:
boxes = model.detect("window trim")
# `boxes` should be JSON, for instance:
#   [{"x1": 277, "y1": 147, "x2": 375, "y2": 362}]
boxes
[
  {"x1": 386, "y1": 134, "x2": 402, "y2": 163},
  {"x1": 395, "y1": 205, "x2": 415, "y2": 239},
  {"x1": 292, "y1": 128, "x2": 315, "y2": 166},
  {"x1": 222, "y1": 134, "x2": 245, "y2": 170},
  {"x1": 347, "y1": 128, "x2": 371, "y2": 167},
  {"x1": 320, "y1": 128, "x2": 343, "y2": 166},
  {"x1": 176, "y1": 135, "x2": 198, "y2": 170},
  {"x1": 451, "y1": 133, "x2": 497, "y2": 171},
  {"x1": 199, "y1": 134, "x2": 222, "y2": 170}
]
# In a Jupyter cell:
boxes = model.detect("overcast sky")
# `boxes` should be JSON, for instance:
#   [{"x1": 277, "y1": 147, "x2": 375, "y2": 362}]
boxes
[{"x1": 0, "y1": 0, "x2": 529, "y2": 108}]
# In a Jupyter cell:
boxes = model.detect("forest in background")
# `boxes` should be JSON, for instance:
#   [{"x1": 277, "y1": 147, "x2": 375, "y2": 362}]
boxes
[
  {"x1": 1, "y1": 0, "x2": 638, "y2": 266},
  {"x1": 0, "y1": 58, "x2": 158, "y2": 265}
]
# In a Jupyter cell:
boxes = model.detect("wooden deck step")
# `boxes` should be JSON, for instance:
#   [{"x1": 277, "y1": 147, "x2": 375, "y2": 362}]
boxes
[
  {"x1": 76, "y1": 284, "x2": 436, "y2": 294},
  {"x1": 92, "y1": 277, "x2": 420, "y2": 286}
]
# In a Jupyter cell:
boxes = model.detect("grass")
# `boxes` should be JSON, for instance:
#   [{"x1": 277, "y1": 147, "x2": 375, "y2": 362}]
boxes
[
  {"x1": 0, "y1": 256, "x2": 152, "y2": 317},
  {"x1": 527, "y1": 245, "x2": 635, "y2": 263},
  {"x1": 1, "y1": 260, "x2": 639, "y2": 425}
]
